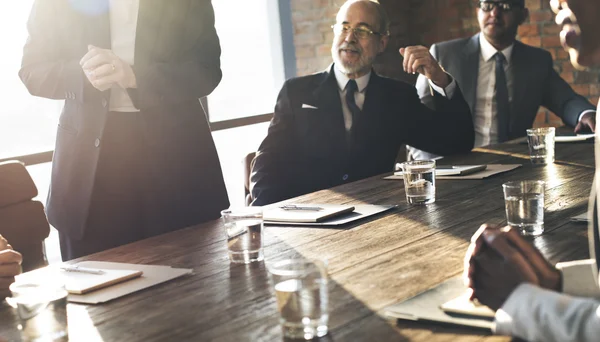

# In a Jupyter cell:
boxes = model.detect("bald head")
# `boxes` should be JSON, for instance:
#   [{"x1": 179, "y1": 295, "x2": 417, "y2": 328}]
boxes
[{"x1": 337, "y1": 0, "x2": 390, "y2": 35}]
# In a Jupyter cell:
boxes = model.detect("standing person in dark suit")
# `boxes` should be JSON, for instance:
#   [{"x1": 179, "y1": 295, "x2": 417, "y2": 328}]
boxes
[
  {"x1": 410, "y1": 0, "x2": 596, "y2": 160},
  {"x1": 464, "y1": 2, "x2": 600, "y2": 340},
  {"x1": 19, "y1": 0, "x2": 229, "y2": 260},
  {"x1": 250, "y1": 0, "x2": 474, "y2": 206}
]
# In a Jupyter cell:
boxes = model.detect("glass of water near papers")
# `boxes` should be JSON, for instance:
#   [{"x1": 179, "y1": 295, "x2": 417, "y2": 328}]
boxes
[
  {"x1": 526, "y1": 127, "x2": 555, "y2": 164},
  {"x1": 399, "y1": 160, "x2": 436, "y2": 204},
  {"x1": 503, "y1": 180, "x2": 545, "y2": 236},
  {"x1": 8, "y1": 281, "x2": 69, "y2": 342},
  {"x1": 268, "y1": 258, "x2": 329, "y2": 340},
  {"x1": 221, "y1": 207, "x2": 264, "y2": 263}
]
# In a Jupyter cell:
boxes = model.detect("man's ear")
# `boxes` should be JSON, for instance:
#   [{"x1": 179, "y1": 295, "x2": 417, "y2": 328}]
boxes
[
  {"x1": 379, "y1": 34, "x2": 389, "y2": 53},
  {"x1": 518, "y1": 8, "x2": 529, "y2": 25}
]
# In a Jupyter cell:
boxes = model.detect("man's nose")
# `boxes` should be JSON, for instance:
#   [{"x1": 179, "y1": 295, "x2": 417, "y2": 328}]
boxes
[
  {"x1": 344, "y1": 29, "x2": 357, "y2": 42},
  {"x1": 490, "y1": 6, "x2": 501, "y2": 17}
]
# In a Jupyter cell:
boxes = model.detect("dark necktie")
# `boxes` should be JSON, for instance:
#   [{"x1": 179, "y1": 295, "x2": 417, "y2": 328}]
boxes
[
  {"x1": 345, "y1": 79, "x2": 361, "y2": 146},
  {"x1": 495, "y1": 52, "x2": 510, "y2": 142}
]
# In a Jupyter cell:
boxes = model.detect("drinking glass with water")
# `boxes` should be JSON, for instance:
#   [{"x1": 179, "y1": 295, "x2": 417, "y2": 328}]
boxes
[
  {"x1": 503, "y1": 180, "x2": 545, "y2": 236},
  {"x1": 268, "y1": 258, "x2": 329, "y2": 340},
  {"x1": 526, "y1": 127, "x2": 555, "y2": 164},
  {"x1": 221, "y1": 207, "x2": 264, "y2": 264},
  {"x1": 400, "y1": 160, "x2": 436, "y2": 204},
  {"x1": 8, "y1": 281, "x2": 69, "y2": 342}
]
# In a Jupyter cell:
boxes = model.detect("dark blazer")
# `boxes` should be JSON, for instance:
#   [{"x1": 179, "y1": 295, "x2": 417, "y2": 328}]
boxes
[
  {"x1": 417, "y1": 33, "x2": 595, "y2": 142},
  {"x1": 250, "y1": 65, "x2": 474, "y2": 206},
  {"x1": 19, "y1": 0, "x2": 229, "y2": 240}
]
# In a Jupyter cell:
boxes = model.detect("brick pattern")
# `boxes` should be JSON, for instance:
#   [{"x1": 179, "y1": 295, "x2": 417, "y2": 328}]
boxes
[{"x1": 290, "y1": 0, "x2": 599, "y2": 126}]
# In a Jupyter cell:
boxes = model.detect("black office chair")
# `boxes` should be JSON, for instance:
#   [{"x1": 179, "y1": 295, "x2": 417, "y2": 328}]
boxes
[
  {"x1": 0, "y1": 161, "x2": 50, "y2": 271},
  {"x1": 243, "y1": 152, "x2": 257, "y2": 206}
]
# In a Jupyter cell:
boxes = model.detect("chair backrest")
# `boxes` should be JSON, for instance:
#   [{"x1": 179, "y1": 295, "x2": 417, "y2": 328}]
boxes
[
  {"x1": 243, "y1": 152, "x2": 257, "y2": 206},
  {"x1": 0, "y1": 161, "x2": 50, "y2": 271}
]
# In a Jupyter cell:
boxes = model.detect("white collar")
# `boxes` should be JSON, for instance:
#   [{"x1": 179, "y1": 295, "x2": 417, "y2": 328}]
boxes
[
  {"x1": 333, "y1": 64, "x2": 371, "y2": 92},
  {"x1": 479, "y1": 33, "x2": 514, "y2": 63}
]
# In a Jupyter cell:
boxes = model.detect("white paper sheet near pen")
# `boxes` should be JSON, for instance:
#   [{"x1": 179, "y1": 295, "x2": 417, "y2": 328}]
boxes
[
  {"x1": 16, "y1": 261, "x2": 193, "y2": 304},
  {"x1": 384, "y1": 164, "x2": 522, "y2": 180}
]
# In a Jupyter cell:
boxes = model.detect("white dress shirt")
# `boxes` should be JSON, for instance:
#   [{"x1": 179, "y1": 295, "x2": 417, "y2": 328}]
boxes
[
  {"x1": 474, "y1": 34, "x2": 514, "y2": 147},
  {"x1": 108, "y1": 0, "x2": 140, "y2": 112},
  {"x1": 333, "y1": 65, "x2": 456, "y2": 132}
]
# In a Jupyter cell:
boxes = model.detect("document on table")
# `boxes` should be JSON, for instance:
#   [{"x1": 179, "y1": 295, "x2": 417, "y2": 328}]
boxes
[
  {"x1": 571, "y1": 212, "x2": 589, "y2": 223},
  {"x1": 16, "y1": 261, "x2": 193, "y2": 304},
  {"x1": 384, "y1": 164, "x2": 522, "y2": 180}
]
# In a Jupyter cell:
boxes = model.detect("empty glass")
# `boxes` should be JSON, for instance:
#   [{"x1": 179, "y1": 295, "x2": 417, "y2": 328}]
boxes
[
  {"x1": 526, "y1": 127, "x2": 555, "y2": 164},
  {"x1": 268, "y1": 258, "x2": 329, "y2": 340},
  {"x1": 503, "y1": 180, "x2": 545, "y2": 236},
  {"x1": 400, "y1": 160, "x2": 436, "y2": 204},
  {"x1": 221, "y1": 207, "x2": 264, "y2": 263}
]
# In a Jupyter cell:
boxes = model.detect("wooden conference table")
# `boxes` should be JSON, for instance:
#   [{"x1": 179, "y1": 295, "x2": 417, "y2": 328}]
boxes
[{"x1": 0, "y1": 138, "x2": 595, "y2": 341}]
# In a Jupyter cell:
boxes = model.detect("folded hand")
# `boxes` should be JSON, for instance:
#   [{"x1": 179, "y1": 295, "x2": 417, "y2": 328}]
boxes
[{"x1": 80, "y1": 45, "x2": 137, "y2": 92}]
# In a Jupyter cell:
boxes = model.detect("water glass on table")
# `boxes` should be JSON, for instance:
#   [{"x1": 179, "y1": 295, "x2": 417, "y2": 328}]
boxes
[
  {"x1": 526, "y1": 127, "x2": 555, "y2": 164},
  {"x1": 221, "y1": 207, "x2": 264, "y2": 263},
  {"x1": 8, "y1": 281, "x2": 69, "y2": 342},
  {"x1": 268, "y1": 258, "x2": 329, "y2": 340},
  {"x1": 502, "y1": 180, "x2": 545, "y2": 236},
  {"x1": 399, "y1": 160, "x2": 436, "y2": 204}
]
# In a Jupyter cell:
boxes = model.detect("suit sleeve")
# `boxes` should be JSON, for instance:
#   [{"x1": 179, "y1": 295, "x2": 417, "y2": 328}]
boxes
[
  {"x1": 19, "y1": 0, "x2": 98, "y2": 102},
  {"x1": 250, "y1": 81, "x2": 297, "y2": 206},
  {"x1": 541, "y1": 53, "x2": 595, "y2": 127},
  {"x1": 129, "y1": 1, "x2": 222, "y2": 110},
  {"x1": 494, "y1": 283, "x2": 600, "y2": 342},
  {"x1": 403, "y1": 81, "x2": 474, "y2": 156}
]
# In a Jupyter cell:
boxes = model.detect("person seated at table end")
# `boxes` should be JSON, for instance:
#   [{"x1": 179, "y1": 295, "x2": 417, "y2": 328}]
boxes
[
  {"x1": 250, "y1": 0, "x2": 474, "y2": 206},
  {"x1": 409, "y1": 0, "x2": 596, "y2": 161},
  {"x1": 0, "y1": 235, "x2": 22, "y2": 298},
  {"x1": 465, "y1": 3, "x2": 600, "y2": 341}
]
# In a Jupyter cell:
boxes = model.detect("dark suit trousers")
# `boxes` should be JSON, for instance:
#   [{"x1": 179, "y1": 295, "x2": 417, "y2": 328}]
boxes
[{"x1": 59, "y1": 111, "x2": 150, "y2": 261}]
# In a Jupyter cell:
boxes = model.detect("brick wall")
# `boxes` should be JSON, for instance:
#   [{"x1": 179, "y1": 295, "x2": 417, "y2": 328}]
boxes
[{"x1": 289, "y1": 0, "x2": 599, "y2": 127}]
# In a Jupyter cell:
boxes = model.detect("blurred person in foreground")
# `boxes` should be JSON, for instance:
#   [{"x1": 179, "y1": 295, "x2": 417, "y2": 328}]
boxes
[{"x1": 464, "y1": 2, "x2": 600, "y2": 341}]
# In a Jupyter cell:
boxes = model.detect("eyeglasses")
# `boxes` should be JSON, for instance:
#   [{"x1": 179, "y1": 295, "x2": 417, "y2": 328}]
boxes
[
  {"x1": 478, "y1": 1, "x2": 523, "y2": 12},
  {"x1": 331, "y1": 24, "x2": 386, "y2": 39}
]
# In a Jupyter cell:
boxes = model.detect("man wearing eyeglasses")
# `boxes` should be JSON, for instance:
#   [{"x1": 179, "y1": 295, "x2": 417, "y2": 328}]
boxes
[
  {"x1": 463, "y1": 2, "x2": 600, "y2": 341},
  {"x1": 250, "y1": 0, "x2": 474, "y2": 206},
  {"x1": 409, "y1": 0, "x2": 596, "y2": 161}
]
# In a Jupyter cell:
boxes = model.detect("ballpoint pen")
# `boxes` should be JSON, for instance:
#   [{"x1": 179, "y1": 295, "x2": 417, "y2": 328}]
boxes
[
  {"x1": 279, "y1": 205, "x2": 324, "y2": 211},
  {"x1": 60, "y1": 265, "x2": 105, "y2": 275}
]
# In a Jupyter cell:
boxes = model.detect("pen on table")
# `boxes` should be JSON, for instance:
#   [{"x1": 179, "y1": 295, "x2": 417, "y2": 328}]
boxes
[
  {"x1": 280, "y1": 205, "x2": 324, "y2": 211},
  {"x1": 60, "y1": 265, "x2": 105, "y2": 275}
]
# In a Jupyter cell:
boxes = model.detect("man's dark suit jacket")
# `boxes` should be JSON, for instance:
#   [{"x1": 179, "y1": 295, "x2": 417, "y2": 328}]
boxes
[
  {"x1": 417, "y1": 33, "x2": 595, "y2": 142},
  {"x1": 19, "y1": 0, "x2": 229, "y2": 240},
  {"x1": 250, "y1": 65, "x2": 474, "y2": 206}
]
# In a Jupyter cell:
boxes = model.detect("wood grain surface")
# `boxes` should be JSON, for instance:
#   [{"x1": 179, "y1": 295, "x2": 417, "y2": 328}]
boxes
[{"x1": 0, "y1": 141, "x2": 593, "y2": 342}]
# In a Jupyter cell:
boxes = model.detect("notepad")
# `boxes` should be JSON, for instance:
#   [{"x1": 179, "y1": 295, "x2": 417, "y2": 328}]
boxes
[
  {"x1": 440, "y1": 293, "x2": 495, "y2": 318},
  {"x1": 436, "y1": 165, "x2": 487, "y2": 176},
  {"x1": 60, "y1": 267, "x2": 143, "y2": 294},
  {"x1": 263, "y1": 204, "x2": 355, "y2": 223}
]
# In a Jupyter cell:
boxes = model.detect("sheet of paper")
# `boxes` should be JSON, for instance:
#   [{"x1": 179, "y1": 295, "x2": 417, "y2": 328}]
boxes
[
  {"x1": 264, "y1": 204, "x2": 397, "y2": 226},
  {"x1": 385, "y1": 164, "x2": 522, "y2": 180},
  {"x1": 16, "y1": 261, "x2": 193, "y2": 304},
  {"x1": 555, "y1": 133, "x2": 594, "y2": 143},
  {"x1": 263, "y1": 204, "x2": 355, "y2": 223}
]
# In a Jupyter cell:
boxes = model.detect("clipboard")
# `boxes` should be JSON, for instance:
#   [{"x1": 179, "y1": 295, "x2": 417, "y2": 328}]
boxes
[{"x1": 264, "y1": 204, "x2": 397, "y2": 226}]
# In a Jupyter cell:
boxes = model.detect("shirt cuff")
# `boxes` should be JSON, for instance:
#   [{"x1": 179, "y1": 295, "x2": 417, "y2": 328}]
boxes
[
  {"x1": 578, "y1": 110, "x2": 596, "y2": 122},
  {"x1": 556, "y1": 259, "x2": 600, "y2": 298},
  {"x1": 493, "y1": 283, "x2": 549, "y2": 336},
  {"x1": 428, "y1": 75, "x2": 456, "y2": 99}
]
